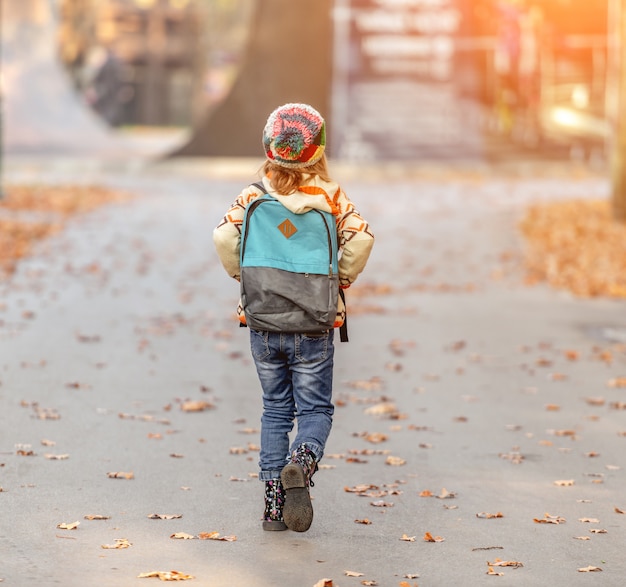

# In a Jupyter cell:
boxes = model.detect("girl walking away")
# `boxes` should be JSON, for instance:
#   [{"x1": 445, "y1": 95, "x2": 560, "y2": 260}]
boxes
[{"x1": 213, "y1": 103, "x2": 374, "y2": 532}]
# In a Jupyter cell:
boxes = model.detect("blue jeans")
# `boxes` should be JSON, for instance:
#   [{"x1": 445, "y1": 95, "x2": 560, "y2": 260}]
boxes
[{"x1": 250, "y1": 329, "x2": 335, "y2": 481}]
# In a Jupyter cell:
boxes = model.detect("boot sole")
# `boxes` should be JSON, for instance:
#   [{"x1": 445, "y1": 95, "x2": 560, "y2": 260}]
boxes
[
  {"x1": 281, "y1": 463, "x2": 313, "y2": 532},
  {"x1": 262, "y1": 520, "x2": 287, "y2": 531}
]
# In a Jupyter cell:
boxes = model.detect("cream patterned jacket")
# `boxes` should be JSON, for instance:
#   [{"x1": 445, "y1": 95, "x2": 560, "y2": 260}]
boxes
[{"x1": 213, "y1": 174, "x2": 374, "y2": 327}]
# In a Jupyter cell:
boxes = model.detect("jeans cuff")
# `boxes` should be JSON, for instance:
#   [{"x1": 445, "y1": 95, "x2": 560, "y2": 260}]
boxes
[{"x1": 259, "y1": 469, "x2": 283, "y2": 482}]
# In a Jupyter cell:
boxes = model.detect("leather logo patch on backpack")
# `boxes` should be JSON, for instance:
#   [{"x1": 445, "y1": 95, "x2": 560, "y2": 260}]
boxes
[{"x1": 278, "y1": 219, "x2": 298, "y2": 239}]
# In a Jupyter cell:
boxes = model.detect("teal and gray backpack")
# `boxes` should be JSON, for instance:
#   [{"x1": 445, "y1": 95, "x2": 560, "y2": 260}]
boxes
[{"x1": 240, "y1": 183, "x2": 347, "y2": 340}]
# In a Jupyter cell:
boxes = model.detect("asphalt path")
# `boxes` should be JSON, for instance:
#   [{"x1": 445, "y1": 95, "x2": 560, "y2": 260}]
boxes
[{"x1": 1, "y1": 158, "x2": 625, "y2": 587}]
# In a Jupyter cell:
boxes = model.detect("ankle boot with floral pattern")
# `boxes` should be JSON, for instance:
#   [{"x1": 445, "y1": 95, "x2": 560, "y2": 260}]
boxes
[
  {"x1": 263, "y1": 479, "x2": 287, "y2": 531},
  {"x1": 281, "y1": 444, "x2": 318, "y2": 532}
]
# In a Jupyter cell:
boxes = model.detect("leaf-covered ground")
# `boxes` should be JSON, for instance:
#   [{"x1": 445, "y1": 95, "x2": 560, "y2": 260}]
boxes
[
  {"x1": 0, "y1": 185, "x2": 130, "y2": 276},
  {"x1": 521, "y1": 199, "x2": 626, "y2": 298}
]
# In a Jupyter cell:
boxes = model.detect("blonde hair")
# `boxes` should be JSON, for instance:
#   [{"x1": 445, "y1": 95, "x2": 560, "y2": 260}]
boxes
[{"x1": 262, "y1": 154, "x2": 332, "y2": 195}]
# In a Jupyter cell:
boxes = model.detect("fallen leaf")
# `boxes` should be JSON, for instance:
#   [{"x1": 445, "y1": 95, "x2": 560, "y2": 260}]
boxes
[
  {"x1": 476, "y1": 512, "x2": 504, "y2": 519},
  {"x1": 499, "y1": 451, "x2": 524, "y2": 464},
  {"x1": 312, "y1": 580, "x2": 334, "y2": 587},
  {"x1": 577, "y1": 566, "x2": 602, "y2": 573},
  {"x1": 370, "y1": 500, "x2": 393, "y2": 508},
  {"x1": 573, "y1": 536, "x2": 591, "y2": 540},
  {"x1": 436, "y1": 488, "x2": 456, "y2": 499},
  {"x1": 138, "y1": 570, "x2": 195, "y2": 581},
  {"x1": 607, "y1": 377, "x2": 626, "y2": 388},
  {"x1": 423, "y1": 532, "x2": 444, "y2": 542},
  {"x1": 101, "y1": 538, "x2": 131, "y2": 549},
  {"x1": 44, "y1": 454, "x2": 69, "y2": 460},
  {"x1": 57, "y1": 521, "x2": 80, "y2": 530},
  {"x1": 488, "y1": 559, "x2": 524, "y2": 568},
  {"x1": 385, "y1": 456, "x2": 406, "y2": 466},
  {"x1": 355, "y1": 519, "x2": 372, "y2": 525},
  {"x1": 345, "y1": 484, "x2": 378, "y2": 494},
  {"x1": 364, "y1": 403, "x2": 398, "y2": 417},
  {"x1": 486, "y1": 566, "x2": 504, "y2": 576},
  {"x1": 400, "y1": 534, "x2": 416, "y2": 542},
  {"x1": 16, "y1": 449, "x2": 35, "y2": 457},
  {"x1": 579, "y1": 518, "x2": 600, "y2": 523},
  {"x1": 615, "y1": 507, "x2": 625, "y2": 514},
  {"x1": 197, "y1": 532, "x2": 237, "y2": 541},
  {"x1": 548, "y1": 373, "x2": 567, "y2": 381},
  {"x1": 84, "y1": 514, "x2": 110, "y2": 520},
  {"x1": 107, "y1": 471, "x2": 134, "y2": 480},
  {"x1": 419, "y1": 490, "x2": 433, "y2": 497},
  {"x1": 590, "y1": 528, "x2": 607, "y2": 534},
  {"x1": 534, "y1": 513, "x2": 566, "y2": 524},
  {"x1": 554, "y1": 479, "x2": 575, "y2": 487},
  {"x1": 170, "y1": 533, "x2": 196, "y2": 540},
  {"x1": 148, "y1": 514, "x2": 182, "y2": 520},
  {"x1": 345, "y1": 570, "x2": 364, "y2": 577},
  {"x1": 180, "y1": 400, "x2": 214, "y2": 412},
  {"x1": 363, "y1": 433, "x2": 388, "y2": 444}
]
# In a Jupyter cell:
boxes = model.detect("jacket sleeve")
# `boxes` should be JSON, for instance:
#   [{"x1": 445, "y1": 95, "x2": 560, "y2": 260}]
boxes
[
  {"x1": 213, "y1": 186, "x2": 261, "y2": 281},
  {"x1": 335, "y1": 189, "x2": 374, "y2": 288}
]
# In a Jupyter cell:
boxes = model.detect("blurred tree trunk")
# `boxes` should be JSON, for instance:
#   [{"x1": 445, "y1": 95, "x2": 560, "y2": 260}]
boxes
[
  {"x1": 610, "y1": 0, "x2": 626, "y2": 222},
  {"x1": 174, "y1": 0, "x2": 333, "y2": 157}
]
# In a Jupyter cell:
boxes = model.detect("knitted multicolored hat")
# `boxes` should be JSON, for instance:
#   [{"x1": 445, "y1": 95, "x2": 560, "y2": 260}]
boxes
[{"x1": 263, "y1": 103, "x2": 326, "y2": 169}]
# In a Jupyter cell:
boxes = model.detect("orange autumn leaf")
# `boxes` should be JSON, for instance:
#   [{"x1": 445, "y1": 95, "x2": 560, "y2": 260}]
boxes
[
  {"x1": 423, "y1": 532, "x2": 445, "y2": 542},
  {"x1": 138, "y1": 570, "x2": 195, "y2": 581},
  {"x1": 107, "y1": 471, "x2": 134, "y2": 480},
  {"x1": 197, "y1": 532, "x2": 237, "y2": 542},
  {"x1": 488, "y1": 559, "x2": 524, "y2": 568},
  {"x1": 607, "y1": 377, "x2": 626, "y2": 388},
  {"x1": 534, "y1": 513, "x2": 566, "y2": 524},
  {"x1": 180, "y1": 400, "x2": 214, "y2": 412}
]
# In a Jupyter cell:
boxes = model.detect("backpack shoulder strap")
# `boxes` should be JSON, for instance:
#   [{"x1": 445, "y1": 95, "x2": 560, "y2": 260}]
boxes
[{"x1": 339, "y1": 289, "x2": 349, "y2": 343}]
